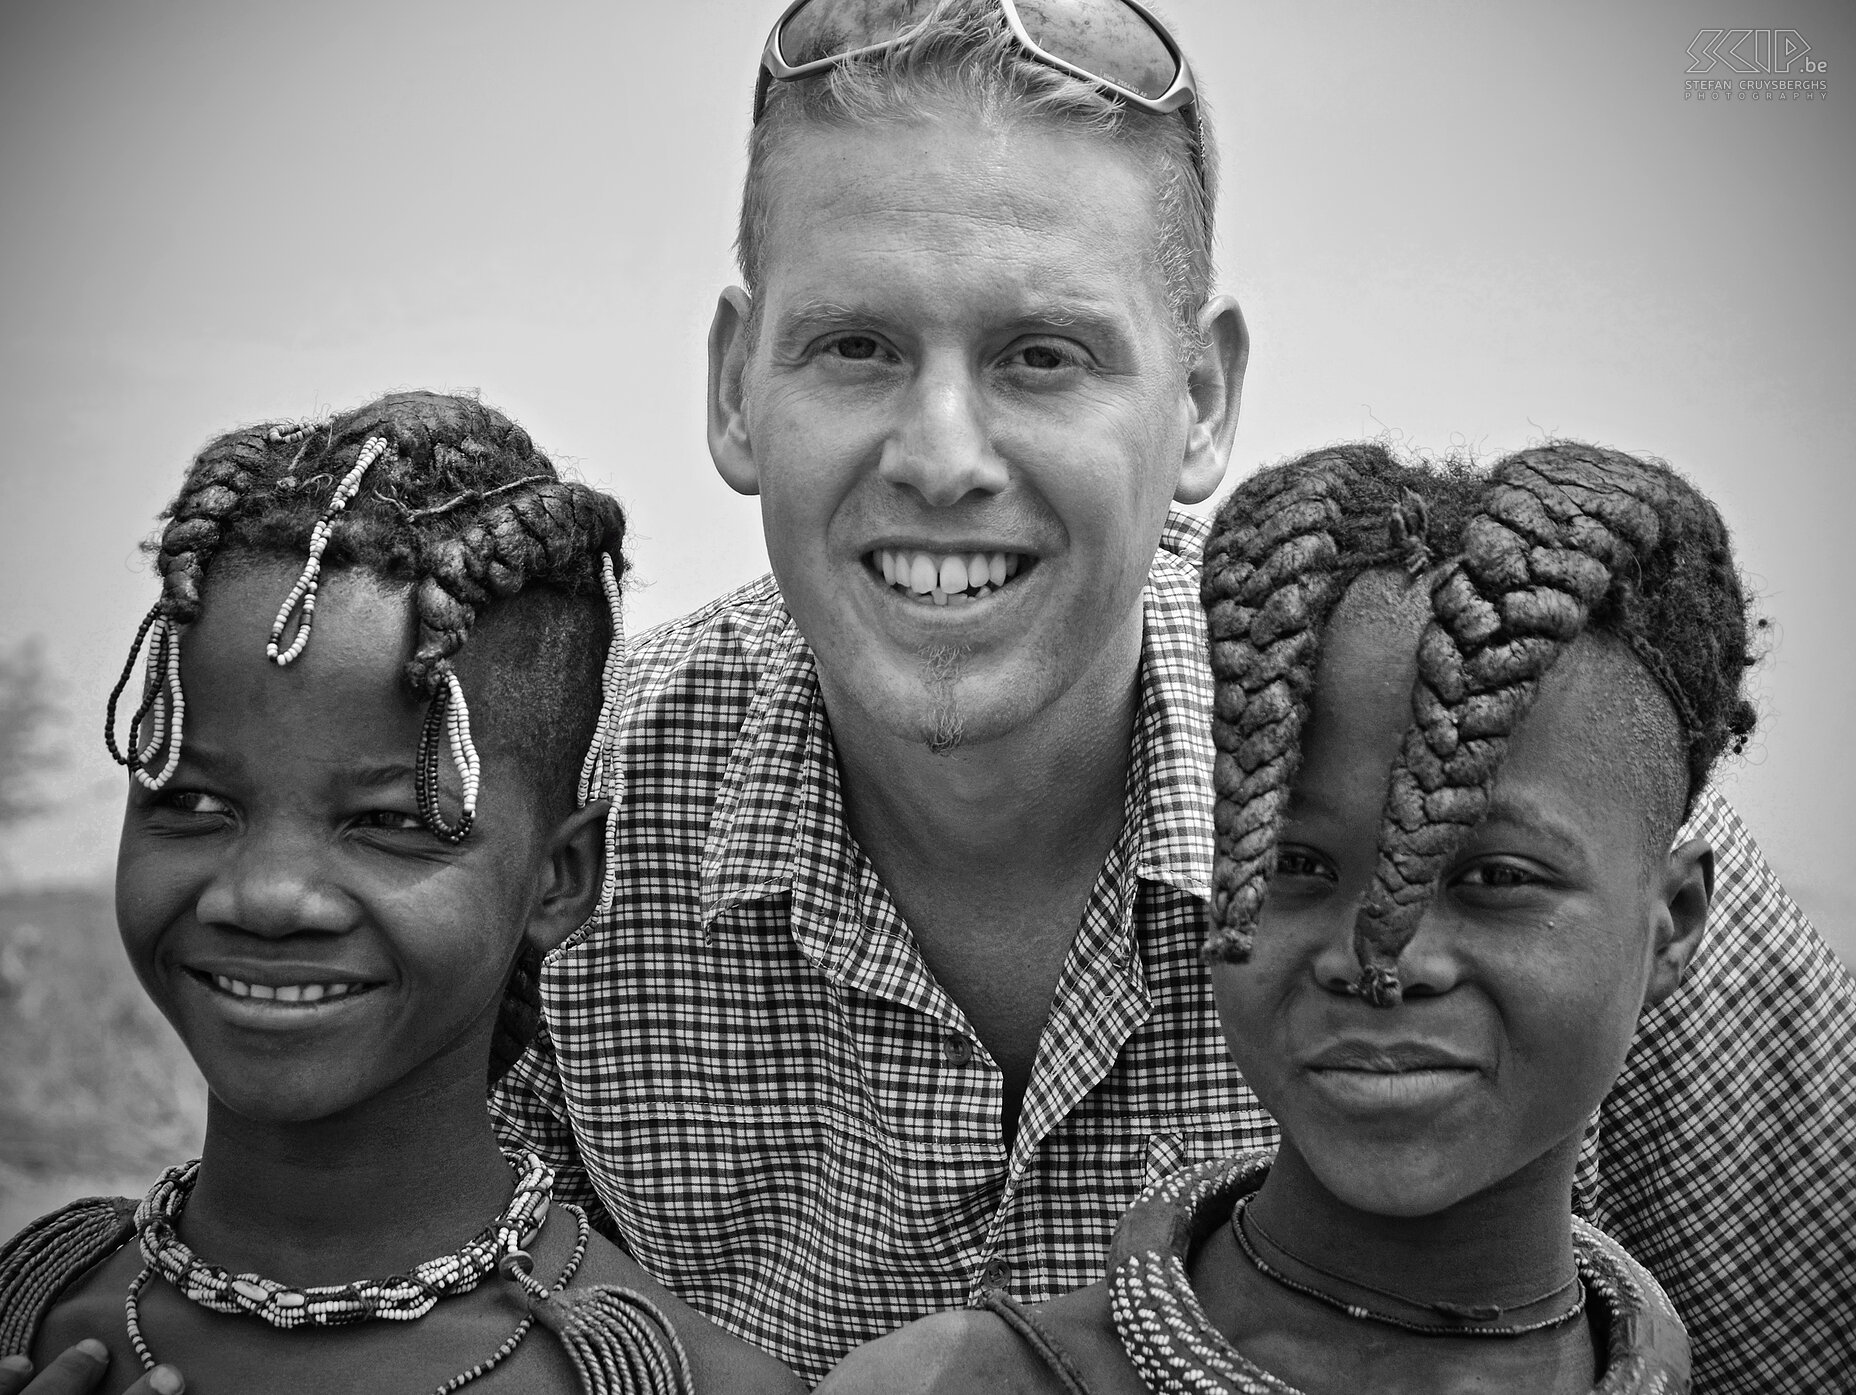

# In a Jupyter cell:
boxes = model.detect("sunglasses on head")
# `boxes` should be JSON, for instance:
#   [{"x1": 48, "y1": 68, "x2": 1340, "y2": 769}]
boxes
[{"x1": 753, "y1": 0, "x2": 1206, "y2": 193}]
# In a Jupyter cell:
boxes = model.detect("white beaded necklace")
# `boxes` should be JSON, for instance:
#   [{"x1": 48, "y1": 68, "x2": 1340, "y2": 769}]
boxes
[{"x1": 129, "y1": 1149, "x2": 552, "y2": 1329}]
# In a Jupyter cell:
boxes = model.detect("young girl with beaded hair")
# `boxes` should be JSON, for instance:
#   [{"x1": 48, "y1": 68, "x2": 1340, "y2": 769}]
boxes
[
  {"x1": 0, "y1": 392, "x2": 803, "y2": 1395},
  {"x1": 821, "y1": 439, "x2": 1754, "y2": 1394}
]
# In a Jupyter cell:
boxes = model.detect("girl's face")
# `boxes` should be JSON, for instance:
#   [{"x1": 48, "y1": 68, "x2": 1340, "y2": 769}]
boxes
[
  {"x1": 115, "y1": 560, "x2": 587, "y2": 1124},
  {"x1": 1210, "y1": 576, "x2": 1708, "y2": 1218}
]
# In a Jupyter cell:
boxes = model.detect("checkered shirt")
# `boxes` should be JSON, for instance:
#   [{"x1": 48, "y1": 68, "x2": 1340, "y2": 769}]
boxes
[{"x1": 491, "y1": 511, "x2": 1856, "y2": 1390}]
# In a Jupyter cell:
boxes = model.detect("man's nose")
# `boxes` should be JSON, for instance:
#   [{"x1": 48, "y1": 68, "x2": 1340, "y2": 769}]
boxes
[
  {"x1": 194, "y1": 826, "x2": 358, "y2": 939},
  {"x1": 876, "y1": 362, "x2": 1009, "y2": 506}
]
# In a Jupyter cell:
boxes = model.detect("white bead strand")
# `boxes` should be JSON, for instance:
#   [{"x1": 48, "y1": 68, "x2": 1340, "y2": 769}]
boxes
[
  {"x1": 132, "y1": 617, "x2": 186, "y2": 793},
  {"x1": 266, "y1": 435, "x2": 391, "y2": 665}
]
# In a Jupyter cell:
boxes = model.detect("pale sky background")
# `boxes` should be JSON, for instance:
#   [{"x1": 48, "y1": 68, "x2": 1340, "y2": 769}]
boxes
[{"x1": 1, "y1": 0, "x2": 1851, "y2": 965}]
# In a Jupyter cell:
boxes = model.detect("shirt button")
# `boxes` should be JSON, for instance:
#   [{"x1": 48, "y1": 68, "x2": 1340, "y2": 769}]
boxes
[
  {"x1": 942, "y1": 1033, "x2": 973, "y2": 1067},
  {"x1": 979, "y1": 1257, "x2": 1010, "y2": 1290}
]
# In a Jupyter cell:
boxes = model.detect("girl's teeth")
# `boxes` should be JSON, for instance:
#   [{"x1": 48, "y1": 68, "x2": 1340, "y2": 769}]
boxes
[{"x1": 210, "y1": 974, "x2": 357, "y2": 1003}]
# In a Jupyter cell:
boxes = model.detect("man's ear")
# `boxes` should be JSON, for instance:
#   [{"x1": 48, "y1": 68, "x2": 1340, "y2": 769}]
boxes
[
  {"x1": 708, "y1": 286, "x2": 762, "y2": 496},
  {"x1": 1643, "y1": 837, "x2": 1713, "y2": 1010},
  {"x1": 1175, "y1": 293, "x2": 1249, "y2": 506},
  {"x1": 523, "y1": 799, "x2": 610, "y2": 955}
]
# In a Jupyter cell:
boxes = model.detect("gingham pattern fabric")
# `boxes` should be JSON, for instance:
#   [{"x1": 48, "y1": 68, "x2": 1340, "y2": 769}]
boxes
[
  {"x1": 1588, "y1": 792, "x2": 1856, "y2": 1393},
  {"x1": 491, "y1": 512, "x2": 1856, "y2": 1390}
]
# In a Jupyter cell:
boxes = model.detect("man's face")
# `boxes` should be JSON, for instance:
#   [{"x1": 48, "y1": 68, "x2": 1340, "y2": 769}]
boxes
[{"x1": 710, "y1": 113, "x2": 1239, "y2": 752}]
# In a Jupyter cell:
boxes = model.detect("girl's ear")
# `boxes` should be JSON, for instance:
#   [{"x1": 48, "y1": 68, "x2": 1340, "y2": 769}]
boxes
[
  {"x1": 524, "y1": 799, "x2": 610, "y2": 954},
  {"x1": 1644, "y1": 836, "x2": 1713, "y2": 1010}
]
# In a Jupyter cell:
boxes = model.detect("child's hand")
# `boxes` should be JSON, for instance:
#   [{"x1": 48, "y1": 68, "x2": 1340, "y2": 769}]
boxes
[{"x1": 0, "y1": 1342, "x2": 182, "y2": 1395}]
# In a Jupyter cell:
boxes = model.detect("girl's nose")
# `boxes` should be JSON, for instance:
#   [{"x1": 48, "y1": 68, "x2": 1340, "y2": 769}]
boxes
[
  {"x1": 194, "y1": 826, "x2": 357, "y2": 939},
  {"x1": 1313, "y1": 898, "x2": 1464, "y2": 1000}
]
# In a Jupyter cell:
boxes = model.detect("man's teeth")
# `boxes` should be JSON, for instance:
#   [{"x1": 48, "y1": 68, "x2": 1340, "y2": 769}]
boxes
[
  {"x1": 212, "y1": 974, "x2": 360, "y2": 1003},
  {"x1": 875, "y1": 549, "x2": 1023, "y2": 603}
]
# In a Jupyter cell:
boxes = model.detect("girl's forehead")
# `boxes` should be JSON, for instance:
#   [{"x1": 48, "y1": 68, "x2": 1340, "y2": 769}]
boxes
[
  {"x1": 1301, "y1": 589, "x2": 1680, "y2": 857},
  {"x1": 184, "y1": 561, "x2": 423, "y2": 725},
  {"x1": 1306, "y1": 576, "x2": 1429, "y2": 740}
]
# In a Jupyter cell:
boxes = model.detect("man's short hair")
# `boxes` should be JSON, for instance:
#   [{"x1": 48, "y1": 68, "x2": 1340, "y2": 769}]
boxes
[{"x1": 736, "y1": 0, "x2": 1220, "y2": 357}]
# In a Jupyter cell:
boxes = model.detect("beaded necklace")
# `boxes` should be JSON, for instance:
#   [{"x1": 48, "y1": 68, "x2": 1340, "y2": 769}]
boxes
[
  {"x1": 126, "y1": 1201, "x2": 592, "y2": 1393},
  {"x1": 1232, "y1": 1196, "x2": 1586, "y2": 1337},
  {"x1": 121, "y1": 1151, "x2": 695, "y2": 1394},
  {"x1": 130, "y1": 1150, "x2": 552, "y2": 1328},
  {"x1": 1107, "y1": 1154, "x2": 1691, "y2": 1395}
]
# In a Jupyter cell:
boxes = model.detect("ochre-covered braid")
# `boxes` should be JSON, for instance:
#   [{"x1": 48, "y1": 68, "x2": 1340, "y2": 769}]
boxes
[
  {"x1": 1201, "y1": 450, "x2": 1372, "y2": 963},
  {"x1": 1202, "y1": 441, "x2": 1756, "y2": 1005}
]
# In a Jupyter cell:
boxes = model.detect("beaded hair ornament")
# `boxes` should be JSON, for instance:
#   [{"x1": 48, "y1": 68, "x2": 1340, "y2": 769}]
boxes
[
  {"x1": 1201, "y1": 441, "x2": 1756, "y2": 1006},
  {"x1": 103, "y1": 399, "x2": 630, "y2": 906}
]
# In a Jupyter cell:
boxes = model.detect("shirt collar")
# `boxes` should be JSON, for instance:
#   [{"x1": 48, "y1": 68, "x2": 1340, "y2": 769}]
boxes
[{"x1": 699, "y1": 508, "x2": 1216, "y2": 928}]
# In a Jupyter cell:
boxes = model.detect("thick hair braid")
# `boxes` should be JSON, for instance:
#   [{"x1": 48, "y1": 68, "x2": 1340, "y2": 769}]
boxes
[
  {"x1": 1202, "y1": 446, "x2": 1387, "y2": 963},
  {"x1": 408, "y1": 485, "x2": 627, "y2": 696},
  {"x1": 154, "y1": 434, "x2": 275, "y2": 623},
  {"x1": 1203, "y1": 441, "x2": 1756, "y2": 1006}
]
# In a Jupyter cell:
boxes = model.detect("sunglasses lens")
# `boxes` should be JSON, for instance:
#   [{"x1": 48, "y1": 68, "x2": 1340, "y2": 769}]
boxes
[
  {"x1": 777, "y1": 0, "x2": 936, "y2": 67},
  {"x1": 1013, "y1": 0, "x2": 1180, "y2": 101}
]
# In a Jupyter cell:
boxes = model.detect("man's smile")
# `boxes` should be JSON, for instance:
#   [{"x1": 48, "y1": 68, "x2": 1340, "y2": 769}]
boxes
[{"x1": 867, "y1": 547, "x2": 1037, "y2": 606}]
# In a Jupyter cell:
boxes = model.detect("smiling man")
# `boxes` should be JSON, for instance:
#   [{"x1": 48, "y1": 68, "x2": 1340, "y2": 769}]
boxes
[{"x1": 489, "y1": 1, "x2": 1856, "y2": 1389}]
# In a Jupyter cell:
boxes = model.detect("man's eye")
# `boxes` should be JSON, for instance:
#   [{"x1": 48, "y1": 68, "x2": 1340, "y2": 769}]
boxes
[
  {"x1": 825, "y1": 335, "x2": 884, "y2": 361},
  {"x1": 1010, "y1": 343, "x2": 1078, "y2": 371}
]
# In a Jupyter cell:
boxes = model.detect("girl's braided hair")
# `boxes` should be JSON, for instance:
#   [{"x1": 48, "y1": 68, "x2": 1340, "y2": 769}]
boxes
[
  {"x1": 106, "y1": 390, "x2": 630, "y2": 1078},
  {"x1": 1202, "y1": 440, "x2": 1757, "y2": 1005}
]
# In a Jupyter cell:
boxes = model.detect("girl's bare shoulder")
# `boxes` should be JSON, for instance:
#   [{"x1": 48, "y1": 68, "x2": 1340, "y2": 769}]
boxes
[
  {"x1": 566, "y1": 1228, "x2": 804, "y2": 1395},
  {"x1": 816, "y1": 1283, "x2": 1148, "y2": 1395}
]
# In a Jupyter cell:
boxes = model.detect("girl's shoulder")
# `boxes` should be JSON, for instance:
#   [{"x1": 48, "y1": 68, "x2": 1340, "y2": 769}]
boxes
[
  {"x1": 1571, "y1": 1217, "x2": 1691, "y2": 1394},
  {"x1": 0, "y1": 1197, "x2": 138, "y2": 1356},
  {"x1": 547, "y1": 1218, "x2": 805, "y2": 1395}
]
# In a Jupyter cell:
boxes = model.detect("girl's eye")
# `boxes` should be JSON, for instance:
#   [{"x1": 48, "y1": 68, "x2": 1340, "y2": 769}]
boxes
[
  {"x1": 1456, "y1": 859, "x2": 1544, "y2": 890},
  {"x1": 1273, "y1": 847, "x2": 1338, "y2": 884},
  {"x1": 354, "y1": 810, "x2": 426, "y2": 832},
  {"x1": 160, "y1": 790, "x2": 232, "y2": 817}
]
